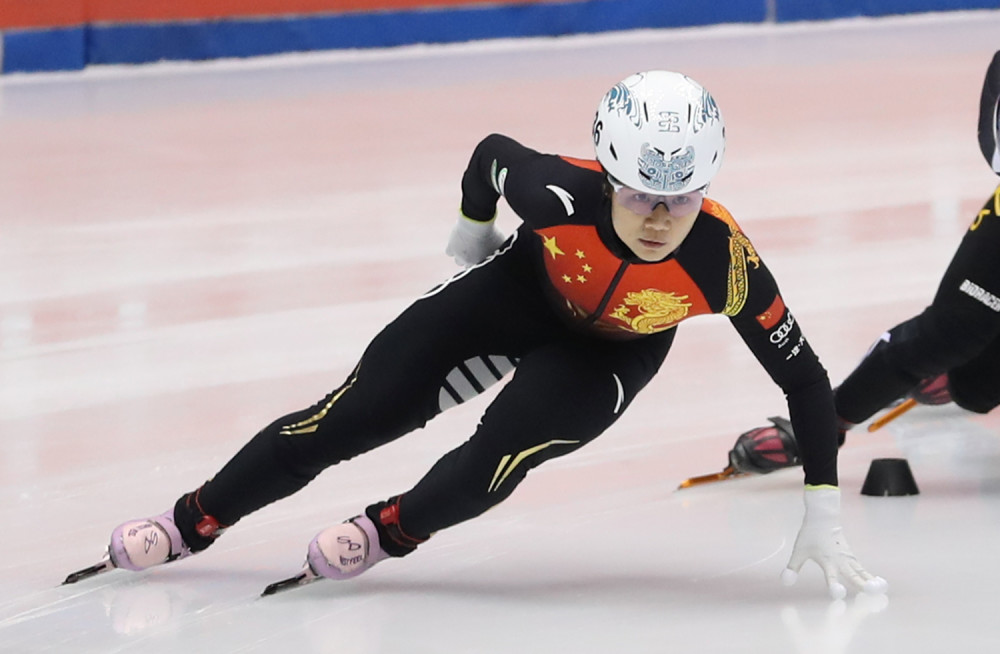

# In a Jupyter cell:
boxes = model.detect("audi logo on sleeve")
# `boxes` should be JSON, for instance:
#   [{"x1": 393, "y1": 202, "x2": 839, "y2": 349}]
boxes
[{"x1": 769, "y1": 313, "x2": 796, "y2": 347}]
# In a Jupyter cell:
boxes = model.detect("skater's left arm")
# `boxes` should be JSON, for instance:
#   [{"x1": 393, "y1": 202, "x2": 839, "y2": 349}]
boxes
[
  {"x1": 727, "y1": 260, "x2": 838, "y2": 488},
  {"x1": 730, "y1": 259, "x2": 888, "y2": 598}
]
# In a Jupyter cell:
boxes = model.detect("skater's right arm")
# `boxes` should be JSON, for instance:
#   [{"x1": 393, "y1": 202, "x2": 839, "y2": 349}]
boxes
[
  {"x1": 447, "y1": 134, "x2": 537, "y2": 267},
  {"x1": 459, "y1": 134, "x2": 607, "y2": 227},
  {"x1": 459, "y1": 134, "x2": 530, "y2": 223},
  {"x1": 449, "y1": 133, "x2": 604, "y2": 266}
]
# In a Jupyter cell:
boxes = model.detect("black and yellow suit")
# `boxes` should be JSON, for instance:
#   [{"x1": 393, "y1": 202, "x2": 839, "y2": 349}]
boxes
[{"x1": 180, "y1": 134, "x2": 841, "y2": 554}]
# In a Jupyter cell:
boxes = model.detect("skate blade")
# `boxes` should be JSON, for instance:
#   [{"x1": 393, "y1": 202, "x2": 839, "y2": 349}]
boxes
[
  {"x1": 63, "y1": 557, "x2": 115, "y2": 585},
  {"x1": 867, "y1": 398, "x2": 917, "y2": 433},
  {"x1": 261, "y1": 567, "x2": 321, "y2": 597},
  {"x1": 676, "y1": 465, "x2": 744, "y2": 490}
]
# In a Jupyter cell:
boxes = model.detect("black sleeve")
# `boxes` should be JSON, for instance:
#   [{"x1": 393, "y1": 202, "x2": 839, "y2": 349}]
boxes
[
  {"x1": 729, "y1": 257, "x2": 839, "y2": 487},
  {"x1": 460, "y1": 134, "x2": 525, "y2": 222},
  {"x1": 460, "y1": 133, "x2": 606, "y2": 228}
]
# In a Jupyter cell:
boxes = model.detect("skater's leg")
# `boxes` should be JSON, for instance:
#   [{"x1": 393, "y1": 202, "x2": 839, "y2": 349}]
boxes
[
  {"x1": 948, "y1": 333, "x2": 1000, "y2": 413},
  {"x1": 396, "y1": 331, "x2": 674, "y2": 542},
  {"x1": 187, "y1": 249, "x2": 551, "y2": 537},
  {"x1": 836, "y1": 189, "x2": 1000, "y2": 424},
  {"x1": 98, "y1": 247, "x2": 555, "y2": 575},
  {"x1": 303, "y1": 331, "x2": 674, "y2": 581}
]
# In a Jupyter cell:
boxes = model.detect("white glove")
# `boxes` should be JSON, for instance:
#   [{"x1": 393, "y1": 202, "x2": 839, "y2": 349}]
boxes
[
  {"x1": 782, "y1": 486, "x2": 888, "y2": 600},
  {"x1": 446, "y1": 212, "x2": 505, "y2": 267}
]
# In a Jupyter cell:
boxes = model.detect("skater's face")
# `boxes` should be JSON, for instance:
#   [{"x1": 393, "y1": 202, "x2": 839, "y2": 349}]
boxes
[{"x1": 610, "y1": 183, "x2": 703, "y2": 262}]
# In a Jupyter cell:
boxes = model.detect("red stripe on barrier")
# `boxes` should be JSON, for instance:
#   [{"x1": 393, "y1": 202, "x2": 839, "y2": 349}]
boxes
[
  {"x1": 0, "y1": 2, "x2": 85, "y2": 29},
  {"x1": 1, "y1": 0, "x2": 549, "y2": 29}
]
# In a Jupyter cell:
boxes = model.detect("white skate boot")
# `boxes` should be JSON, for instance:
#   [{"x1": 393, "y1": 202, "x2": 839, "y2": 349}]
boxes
[
  {"x1": 109, "y1": 510, "x2": 193, "y2": 571},
  {"x1": 306, "y1": 515, "x2": 389, "y2": 580}
]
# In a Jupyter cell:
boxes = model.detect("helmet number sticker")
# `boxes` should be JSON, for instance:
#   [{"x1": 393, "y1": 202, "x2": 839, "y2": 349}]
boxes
[{"x1": 658, "y1": 111, "x2": 681, "y2": 133}]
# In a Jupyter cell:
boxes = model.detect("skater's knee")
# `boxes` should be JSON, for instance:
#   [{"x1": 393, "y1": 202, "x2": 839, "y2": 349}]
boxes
[{"x1": 950, "y1": 380, "x2": 1000, "y2": 414}]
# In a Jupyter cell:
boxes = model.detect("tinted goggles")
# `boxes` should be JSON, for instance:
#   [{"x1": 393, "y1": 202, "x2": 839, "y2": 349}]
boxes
[{"x1": 609, "y1": 176, "x2": 706, "y2": 217}]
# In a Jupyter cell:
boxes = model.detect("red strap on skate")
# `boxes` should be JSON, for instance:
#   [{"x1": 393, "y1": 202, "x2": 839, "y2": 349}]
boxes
[
  {"x1": 379, "y1": 497, "x2": 427, "y2": 548},
  {"x1": 195, "y1": 515, "x2": 222, "y2": 538},
  {"x1": 189, "y1": 488, "x2": 226, "y2": 538},
  {"x1": 749, "y1": 427, "x2": 794, "y2": 464}
]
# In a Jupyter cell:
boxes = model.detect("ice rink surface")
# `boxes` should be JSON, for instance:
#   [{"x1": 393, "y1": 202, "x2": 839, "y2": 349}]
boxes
[{"x1": 4, "y1": 9, "x2": 1000, "y2": 653}]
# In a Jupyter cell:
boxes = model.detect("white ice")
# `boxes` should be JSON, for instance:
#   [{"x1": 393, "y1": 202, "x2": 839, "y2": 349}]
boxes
[{"x1": 3, "y1": 10, "x2": 1000, "y2": 653}]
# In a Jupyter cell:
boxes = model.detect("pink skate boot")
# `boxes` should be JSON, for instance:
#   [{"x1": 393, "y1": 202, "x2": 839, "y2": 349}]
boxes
[
  {"x1": 261, "y1": 498, "x2": 426, "y2": 595},
  {"x1": 64, "y1": 490, "x2": 224, "y2": 584},
  {"x1": 306, "y1": 515, "x2": 389, "y2": 580},
  {"x1": 109, "y1": 510, "x2": 196, "y2": 571}
]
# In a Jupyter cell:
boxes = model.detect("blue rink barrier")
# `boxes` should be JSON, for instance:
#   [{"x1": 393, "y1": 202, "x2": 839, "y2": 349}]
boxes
[
  {"x1": 3, "y1": 26, "x2": 86, "y2": 73},
  {"x1": 84, "y1": 0, "x2": 760, "y2": 67},
  {"x1": 0, "y1": 0, "x2": 996, "y2": 74},
  {"x1": 775, "y1": 0, "x2": 997, "y2": 21}
]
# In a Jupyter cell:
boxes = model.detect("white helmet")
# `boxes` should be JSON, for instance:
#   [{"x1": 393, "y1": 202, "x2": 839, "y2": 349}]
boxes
[{"x1": 593, "y1": 71, "x2": 725, "y2": 194}]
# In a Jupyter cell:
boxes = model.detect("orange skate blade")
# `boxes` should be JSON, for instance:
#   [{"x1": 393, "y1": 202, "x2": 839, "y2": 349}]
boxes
[
  {"x1": 677, "y1": 465, "x2": 741, "y2": 489},
  {"x1": 867, "y1": 398, "x2": 918, "y2": 433}
]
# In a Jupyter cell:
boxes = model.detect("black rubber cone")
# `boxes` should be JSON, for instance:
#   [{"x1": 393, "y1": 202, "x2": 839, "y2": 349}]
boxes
[{"x1": 860, "y1": 458, "x2": 920, "y2": 497}]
